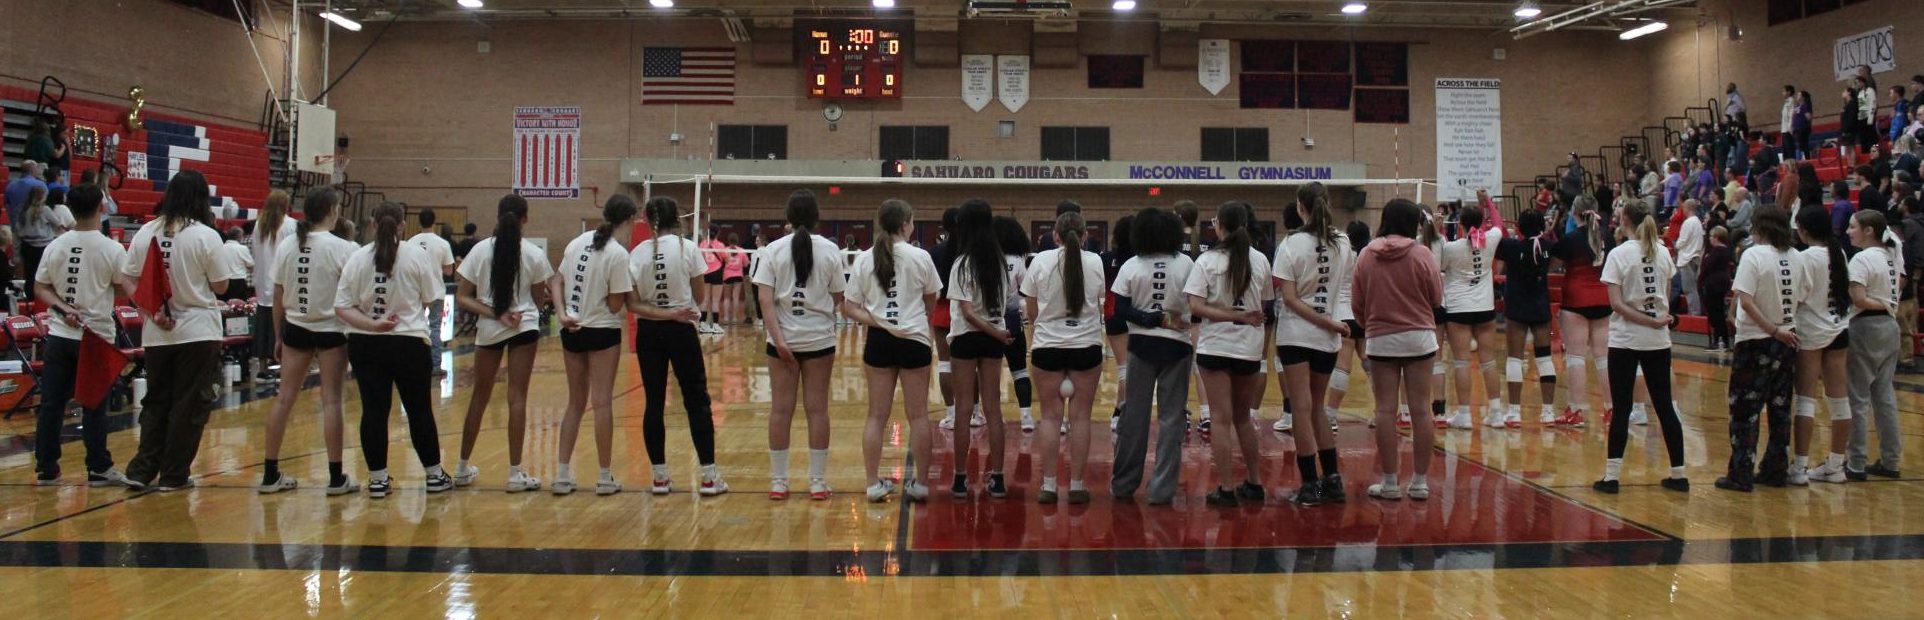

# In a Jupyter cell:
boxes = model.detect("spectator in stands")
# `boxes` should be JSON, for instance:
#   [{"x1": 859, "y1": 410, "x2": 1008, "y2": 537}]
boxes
[
  {"x1": 1793, "y1": 91, "x2": 1814, "y2": 161},
  {"x1": 4, "y1": 160, "x2": 49, "y2": 226},
  {"x1": 451, "y1": 221, "x2": 481, "y2": 337},
  {"x1": 1868, "y1": 144, "x2": 1894, "y2": 195},
  {"x1": 1781, "y1": 86, "x2": 1800, "y2": 156},
  {"x1": 1829, "y1": 179, "x2": 1857, "y2": 251},
  {"x1": 1704, "y1": 190, "x2": 1730, "y2": 233},
  {"x1": 0, "y1": 227, "x2": 14, "y2": 310},
  {"x1": 1855, "y1": 165, "x2": 1889, "y2": 216},
  {"x1": 1534, "y1": 179, "x2": 1556, "y2": 212},
  {"x1": 25, "y1": 118, "x2": 66, "y2": 186},
  {"x1": 1675, "y1": 199, "x2": 1706, "y2": 316},
  {"x1": 1725, "y1": 83, "x2": 1748, "y2": 130},
  {"x1": 1686, "y1": 160, "x2": 1713, "y2": 205},
  {"x1": 16, "y1": 186, "x2": 55, "y2": 281},
  {"x1": 1912, "y1": 75, "x2": 1924, "y2": 113},
  {"x1": 1856, "y1": 77, "x2": 1880, "y2": 159},
  {"x1": 1891, "y1": 86, "x2": 1912, "y2": 144},
  {"x1": 1898, "y1": 134, "x2": 1923, "y2": 182},
  {"x1": 1700, "y1": 225, "x2": 1735, "y2": 351},
  {"x1": 1663, "y1": 161, "x2": 1684, "y2": 215},
  {"x1": 44, "y1": 188, "x2": 74, "y2": 236},
  {"x1": 1635, "y1": 163, "x2": 1660, "y2": 207},
  {"x1": 1898, "y1": 195, "x2": 1924, "y2": 369},
  {"x1": 1728, "y1": 187, "x2": 1756, "y2": 233},
  {"x1": 1841, "y1": 84, "x2": 1865, "y2": 164},
  {"x1": 1724, "y1": 169, "x2": 1746, "y2": 205},
  {"x1": 1560, "y1": 153, "x2": 1585, "y2": 207},
  {"x1": 78, "y1": 170, "x2": 116, "y2": 216},
  {"x1": 220, "y1": 227, "x2": 254, "y2": 301}
]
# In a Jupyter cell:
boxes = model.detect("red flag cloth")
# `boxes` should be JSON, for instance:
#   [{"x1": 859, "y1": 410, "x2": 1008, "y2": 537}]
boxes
[
  {"x1": 74, "y1": 329, "x2": 130, "y2": 410},
  {"x1": 132, "y1": 238, "x2": 170, "y2": 318}
]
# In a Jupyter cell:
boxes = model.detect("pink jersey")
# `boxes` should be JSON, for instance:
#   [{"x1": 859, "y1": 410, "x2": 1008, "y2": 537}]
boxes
[
  {"x1": 723, "y1": 249, "x2": 747, "y2": 279},
  {"x1": 699, "y1": 238, "x2": 725, "y2": 274}
]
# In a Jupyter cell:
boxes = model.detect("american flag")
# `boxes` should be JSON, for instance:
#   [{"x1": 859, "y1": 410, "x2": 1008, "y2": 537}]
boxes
[{"x1": 642, "y1": 47, "x2": 736, "y2": 105}]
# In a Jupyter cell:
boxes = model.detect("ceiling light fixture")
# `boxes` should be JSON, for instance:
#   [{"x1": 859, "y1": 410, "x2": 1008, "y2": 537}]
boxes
[
  {"x1": 319, "y1": 10, "x2": 362, "y2": 31},
  {"x1": 1618, "y1": 20, "x2": 1669, "y2": 40},
  {"x1": 1113, "y1": 0, "x2": 1137, "y2": 10},
  {"x1": 872, "y1": 0, "x2": 896, "y2": 7},
  {"x1": 1513, "y1": 2, "x2": 1541, "y2": 18},
  {"x1": 457, "y1": 0, "x2": 483, "y2": 8},
  {"x1": 649, "y1": 0, "x2": 673, "y2": 7},
  {"x1": 1341, "y1": 2, "x2": 1368, "y2": 15}
]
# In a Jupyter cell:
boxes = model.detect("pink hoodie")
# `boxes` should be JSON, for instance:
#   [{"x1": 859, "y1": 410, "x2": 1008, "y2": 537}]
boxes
[{"x1": 1352, "y1": 235, "x2": 1443, "y2": 340}]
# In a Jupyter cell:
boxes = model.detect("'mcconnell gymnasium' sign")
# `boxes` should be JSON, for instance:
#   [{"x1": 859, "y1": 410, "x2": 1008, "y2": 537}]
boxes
[{"x1": 901, "y1": 161, "x2": 1366, "y2": 181}]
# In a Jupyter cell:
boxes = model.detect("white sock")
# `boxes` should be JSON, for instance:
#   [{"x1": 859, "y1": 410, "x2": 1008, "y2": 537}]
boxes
[
  {"x1": 423, "y1": 464, "x2": 443, "y2": 477},
  {"x1": 808, "y1": 449, "x2": 828, "y2": 479},
  {"x1": 1069, "y1": 479, "x2": 1085, "y2": 492},
  {"x1": 556, "y1": 463, "x2": 572, "y2": 481},
  {"x1": 652, "y1": 463, "x2": 670, "y2": 480},
  {"x1": 510, "y1": 464, "x2": 525, "y2": 476},
  {"x1": 1794, "y1": 455, "x2": 1809, "y2": 469},
  {"x1": 769, "y1": 449, "x2": 790, "y2": 480},
  {"x1": 946, "y1": 405, "x2": 956, "y2": 419},
  {"x1": 458, "y1": 459, "x2": 472, "y2": 473},
  {"x1": 370, "y1": 468, "x2": 390, "y2": 482},
  {"x1": 1604, "y1": 458, "x2": 1623, "y2": 481},
  {"x1": 1827, "y1": 452, "x2": 1847, "y2": 468},
  {"x1": 701, "y1": 463, "x2": 720, "y2": 479},
  {"x1": 1488, "y1": 398, "x2": 1503, "y2": 414},
  {"x1": 1041, "y1": 476, "x2": 1057, "y2": 492},
  {"x1": 1411, "y1": 473, "x2": 1428, "y2": 486},
  {"x1": 1668, "y1": 465, "x2": 1685, "y2": 478},
  {"x1": 1380, "y1": 473, "x2": 1398, "y2": 487},
  {"x1": 1021, "y1": 406, "x2": 1032, "y2": 418},
  {"x1": 599, "y1": 467, "x2": 614, "y2": 481}
]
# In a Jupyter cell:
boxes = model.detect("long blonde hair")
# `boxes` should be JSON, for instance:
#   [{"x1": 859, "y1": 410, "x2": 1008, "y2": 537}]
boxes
[{"x1": 257, "y1": 189, "x2": 290, "y2": 243}]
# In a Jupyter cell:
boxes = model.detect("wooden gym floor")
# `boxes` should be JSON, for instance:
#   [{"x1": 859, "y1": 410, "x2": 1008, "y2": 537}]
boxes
[{"x1": 2, "y1": 322, "x2": 1922, "y2": 617}]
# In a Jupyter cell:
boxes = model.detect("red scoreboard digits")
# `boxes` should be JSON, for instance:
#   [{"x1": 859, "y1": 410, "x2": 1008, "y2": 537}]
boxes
[{"x1": 802, "y1": 20, "x2": 906, "y2": 99}]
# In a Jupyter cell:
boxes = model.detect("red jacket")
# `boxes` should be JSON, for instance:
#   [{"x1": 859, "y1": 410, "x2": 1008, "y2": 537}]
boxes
[{"x1": 1352, "y1": 236, "x2": 1442, "y2": 340}]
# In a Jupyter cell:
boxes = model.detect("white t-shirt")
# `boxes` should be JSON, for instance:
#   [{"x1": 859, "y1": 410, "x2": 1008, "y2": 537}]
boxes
[
  {"x1": 409, "y1": 231, "x2": 456, "y2": 273},
  {"x1": 1368, "y1": 329, "x2": 1439, "y2": 358},
  {"x1": 1021, "y1": 248, "x2": 1106, "y2": 350},
  {"x1": 272, "y1": 233, "x2": 358, "y2": 333},
  {"x1": 1109, "y1": 253, "x2": 1195, "y2": 343},
  {"x1": 629, "y1": 234, "x2": 706, "y2": 311},
  {"x1": 948, "y1": 256, "x2": 1012, "y2": 340},
  {"x1": 846, "y1": 242, "x2": 942, "y2": 347},
  {"x1": 251, "y1": 217, "x2": 297, "y2": 307},
  {"x1": 1675, "y1": 215, "x2": 1705, "y2": 265},
  {"x1": 121, "y1": 219, "x2": 246, "y2": 346},
  {"x1": 1848, "y1": 245, "x2": 1902, "y2": 320},
  {"x1": 50, "y1": 205, "x2": 75, "y2": 231},
  {"x1": 1183, "y1": 247, "x2": 1273, "y2": 362},
  {"x1": 456, "y1": 237, "x2": 555, "y2": 346},
  {"x1": 223, "y1": 240, "x2": 254, "y2": 274},
  {"x1": 1438, "y1": 228, "x2": 1502, "y2": 313},
  {"x1": 1600, "y1": 240, "x2": 1675, "y2": 351},
  {"x1": 1334, "y1": 244, "x2": 1359, "y2": 322},
  {"x1": 1793, "y1": 246, "x2": 1847, "y2": 349},
  {"x1": 1272, "y1": 231, "x2": 1354, "y2": 353},
  {"x1": 1003, "y1": 254, "x2": 1027, "y2": 317},
  {"x1": 558, "y1": 231, "x2": 634, "y2": 330},
  {"x1": 35, "y1": 229, "x2": 127, "y2": 341},
  {"x1": 752, "y1": 233, "x2": 847, "y2": 353},
  {"x1": 337, "y1": 242, "x2": 442, "y2": 342},
  {"x1": 1732, "y1": 245, "x2": 1803, "y2": 343}
]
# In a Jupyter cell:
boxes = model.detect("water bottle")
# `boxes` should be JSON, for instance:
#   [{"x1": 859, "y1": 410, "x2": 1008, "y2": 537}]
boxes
[
  {"x1": 132, "y1": 377, "x2": 148, "y2": 410},
  {"x1": 223, "y1": 360, "x2": 241, "y2": 387}
]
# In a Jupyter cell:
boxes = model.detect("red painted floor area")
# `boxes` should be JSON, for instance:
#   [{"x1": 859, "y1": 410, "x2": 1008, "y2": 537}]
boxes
[{"x1": 913, "y1": 418, "x2": 1666, "y2": 551}]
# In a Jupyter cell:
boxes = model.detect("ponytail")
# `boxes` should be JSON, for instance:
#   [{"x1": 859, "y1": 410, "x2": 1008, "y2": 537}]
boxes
[
  {"x1": 1175, "y1": 200, "x2": 1201, "y2": 257},
  {"x1": 1056, "y1": 211, "x2": 1088, "y2": 316},
  {"x1": 1216, "y1": 201, "x2": 1255, "y2": 301},
  {"x1": 489, "y1": 194, "x2": 529, "y2": 316},
  {"x1": 296, "y1": 188, "x2": 342, "y2": 252},
  {"x1": 787, "y1": 189, "x2": 820, "y2": 285},
  {"x1": 1621, "y1": 199, "x2": 1660, "y2": 259},
  {"x1": 1460, "y1": 205, "x2": 1489, "y2": 250},
  {"x1": 258, "y1": 190, "x2": 290, "y2": 246},
  {"x1": 372, "y1": 201, "x2": 403, "y2": 274},
  {"x1": 1573, "y1": 194, "x2": 1606, "y2": 266},
  {"x1": 873, "y1": 199, "x2": 913, "y2": 294},
  {"x1": 956, "y1": 199, "x2": 1004, "y2": 309},
  {"x1": 1297, "y1": 182, "x2": 1338, "y2": 249},
  {"x1": 1796, "y1": 205, "x2": 1851, "y2": 316},
  {"x1": 594, "y1": 195, "x2": 639, "y2": 251}
]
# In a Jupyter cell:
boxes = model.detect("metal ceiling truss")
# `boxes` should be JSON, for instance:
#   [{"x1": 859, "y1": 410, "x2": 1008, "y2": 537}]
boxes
[{"x1": 1509, "y1": 0, "x2": 1694, "y2": 39}]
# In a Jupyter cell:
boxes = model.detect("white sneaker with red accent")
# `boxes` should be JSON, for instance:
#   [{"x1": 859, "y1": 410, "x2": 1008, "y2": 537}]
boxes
[
  {"x1": 769, "y1": 478, "x2": 790, "y2": 500},
  {"x1": 651, "y1": 476, "x2": 673, "y2": 495},
  {"x1": 699, "y1": 471, "x2": 730, "y2": 496},
  {"x1": 809, "y1": 478, "x2": 832, "y2": 500}
]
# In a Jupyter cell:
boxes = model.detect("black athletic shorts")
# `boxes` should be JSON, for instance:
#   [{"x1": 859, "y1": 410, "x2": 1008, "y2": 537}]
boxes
[
  {"x1": 561, "y1": 326, "x2": 621, "y2": 353},
  {"x1": 1196, "y1": 353, "x2": 1260, "y2": 375},
  {"x1": 478, "y1": 329, "x2": 540, "y2": 351},
  {"x1": 1105, "y1": 315, "x2": 1129, "y2": 336},
  {"x1": 1276, "y1": 345, "x2": 1338, "y2": 374},
  {"x1": 281, "y1": 323, "x2": 347, "y2": 351},
  {"x1": 950, "y1": 331, "x2": 1007, "y2": 360},
  {"x1": 1564, "y1": 305, "x2": 1612, "y2": 320},
  {"x1": 1032, "y1": 346, "x2": 1104, "y2": 372},
  {"x1": 863, "y1": 328, "x2": 932, "y2": 369},
  {"x1": 767, "y1": 343, "x2": 836, "y2": 361},
  {"x1": 1823, "y1": 330, "x2": 1850, "y2": 351},
  {"x1": 1343, "y1": 319, "x2": 1364, "y2": 341},
  {"x1": 1443, "y1": 310, "x2": 1497, "y2": 325},
  {"x1": 724, "y1": 276, "x2": 743, "y2": 284},
  {"x1": 703, "y1": 270, "x2": 725, "y2": 285},
  {"x1": 1369, "y1": 351, "x2": 1438, "y2": 363}
]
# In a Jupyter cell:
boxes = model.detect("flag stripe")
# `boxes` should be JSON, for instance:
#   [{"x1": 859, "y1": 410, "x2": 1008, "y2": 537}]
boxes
[{"x1": 642, "y1": 47, "x2": 736, "y2": 106}]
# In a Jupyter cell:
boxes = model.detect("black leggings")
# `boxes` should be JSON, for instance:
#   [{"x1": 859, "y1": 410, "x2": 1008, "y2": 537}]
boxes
[
  {"x1": 1606, "y1": 347, "x2": 1685, "y2": 467},
  {"x1": 636, "y1": 319, "x2": 717, "y2": 465},
  {"x1": 349, "y1": 334, "x2": 442, "y2": 472},
  {"x1": 1703, "y1": 292, "x2": 1731, "y2": 345},
  {"x1": 1003, "y1": 310, "x2": 1032, "y2": 409}
]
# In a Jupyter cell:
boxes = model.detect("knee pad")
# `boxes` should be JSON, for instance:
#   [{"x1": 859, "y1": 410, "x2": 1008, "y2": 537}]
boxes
[
  {"x1": 1116, "y1": 364, "x2": 1128, "y2": 378},
  {"x1": 1535, "y1": 355, "x2": 1557, "y2": 378},
  {"x1": 1794, "y1": 395, "x2": 1818, "y2": 420},
  {"x1": 1330, "y1": 369, "x2": 1350, "y2": 392},
  {"x1": 1566, "y1": 356, "x2": 1586, "y2": 373},
  {"x1": 1480, "y1": 359, "x2": 1498, "y2": 373},
  {"x1": 1433, "y1": 361, "x2": 1448, "y2": 376},
  {"x1": 1505, "y1": 358, "x2": 1525, "y2": 383},
  {"x1": 1593, "y1": 357, "x2": 1608, "y2": 373},
  {"x1": 1452, "y1": 360, "x2": 1471, "y2": 371},
  {"x1": 937, "y1": 361, "x2": 952, "y2": 374},
  {"x1": 1827, "y1": 397, "x2": 1853, "y2": 422},
  {"x1": 1011, "y1": 368, "x2": 1030, "y2": 381}
]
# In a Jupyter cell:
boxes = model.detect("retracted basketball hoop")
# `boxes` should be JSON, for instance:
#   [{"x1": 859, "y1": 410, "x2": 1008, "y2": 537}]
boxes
[{"x1": 313, "y1": 154, "x2": 349, "y2": 178}]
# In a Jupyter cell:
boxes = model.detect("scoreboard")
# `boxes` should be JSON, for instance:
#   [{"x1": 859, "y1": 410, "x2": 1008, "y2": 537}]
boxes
[{"x1": 801, "y1": 21, "x2": 907, "y2": 99}]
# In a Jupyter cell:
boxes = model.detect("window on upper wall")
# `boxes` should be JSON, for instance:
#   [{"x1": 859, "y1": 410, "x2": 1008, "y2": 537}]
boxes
[
  {"x1": 166, "y1": 0, "x2": 254, "y2": 23},
  {"x1": 717, "y1": 125, "x2": 788, "y2": 160},
  {"x1": 1200, "y1": 128, "x2": 1270, "y2": 162},
  {"x1": 1040, "y1": 127, "x2": 1110, "y2": 161},
  {"x1": 879, "y1": 126, "x2": 950, "y2": 160}
]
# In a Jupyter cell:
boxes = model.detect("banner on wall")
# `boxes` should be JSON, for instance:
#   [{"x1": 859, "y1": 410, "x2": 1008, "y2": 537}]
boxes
[
  {"x1": 125, "y1": 151, "x2": 148, "y2": 181},
  {"x1": 962, "y1": 55, "x2": 994, "y2": 112},
  {"x1": 1834, "y1": 25, "x2": 1896, "y2": 80},
  {"x1": 1198, "y1": 39, "x2": 1230, "y2": 95},
  {"x1": 1435, "y1": 78, "x2": 1502, "y2": 204},
  {"x1": 512, "y1": 106, "x2": 581, "y2": 199},
  {"x1": 998, "y1": 55, "x2": 1030, "y2": 113}
]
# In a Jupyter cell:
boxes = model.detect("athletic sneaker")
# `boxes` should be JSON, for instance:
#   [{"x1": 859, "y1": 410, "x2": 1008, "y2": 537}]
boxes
[
  {"x1": 1808, "y1": 461, "x2": 1848, "y2": 483},
  {"x1": 1060, "y1": 418, "x2": 1069, "y2": 435},
  {"x1": 325, "y1": 476, "x2": 358, "y2": 496},
  {"x1": 552, "y1": 478, "x2": 579, "y2": 496},
  {"x1": 1713, "y1": 476, "x2": 1753, "y2": 492},
  {"x1": 1020, "y1": 412, "x2": 1037, "y2": 432},
  {"x1": 1787, "y1": 465, "x2": 1810, "y2": 486},
  {"x1": 122, "y1": 477, "x2": 149, "y2": 491},
  {"x1": 903, "y1": 479, "x2": 930, "y2": 502},
  {"x1": 258, "y1": 474, "x2": 298, "y2": 494},
  {"x1": 34, "y1": 472, "x2": 58, "y2": 486},
  {"x1": 969, "y1": 408, "x2": 986, "y2": 428},
  {"x1": 86, "y1": 469, "x2": 129, "y2": 488},
  {"x1": 950, "y1": 475, "x2": 970, "y2": 499},
  {"x1": 939, "y1": 412, "x2": 957, "y2": 430},
  {"x1": 1445, "y1": 407, "x2": 1475, "y2": 430},
  {"x1": 368, "y1": 477, "x2": 392, "y2": 498},
  {"x1": 1660, "y1": 477, "x2": 1690, "y2": 492},
  {"x1": 1037, "y1": 488, "x2": 1059, "y2": 504},
  {"x1": 1321, "y1": 474, "x2": 1347, "y2": 503},
  {"x1": 1110, "y1": 407, "x2": 1123, "y2": 432},
  {"x1": 1433, "y1": 412, "x2": 1453, "y2": 429},
  {"x1": 1289, "y1": 483, "x2": 1324, "y2": 506},
  {"x1": 154, "y1": 478, "x2": 196, "y2": 492},
  {"x1": 452, "y1": 464, "x2": 481, "y2": 487},
  {"x1": 699, "y1": 472, "x2": 730, "y2": 496},
  {"x1": 1273, "y1": 415, "x2": 1294, "y2": 432},
  {"x1": 1867, "y1": 462, "x2": 1901, "y2": 478},
  {"x1": 1330, "y1": 412, "x2": 1341, "y2": 433},
  {"x1": 425, "y1": 472, "x2": 453, "y2": 493},
  {"x1": 769, "y1": 478, "x2": 790, "y2": 500},
  {"x1": 505, "y1": 470, "x2": 542, "y2": 493},
  {"x1": 1591, "y1": 479, "x2": 1620, "y2": 494},
  {"x1": 651, "y1": 477, "x2": 673, "y2": 495},
  {"x1": 1629, "y1": 405, "x2": 1649, "y2": 426},
  {"x1": 1183, "y1": 410, "x2": 1194, "y2": 434},
  {"x1": 1197, "y1": 416, "x2": 1212, "y2": 436},
  {"x1": 1396, "y1": 411, "x2": 1413, "y2": 429},
  {"x1": 808, "y1": 478, "x2": 832, "y2": 501},
  {"x1": 1502, "y1": 405, "x2": 1522, "y2": 429},
  {"x1": 986, "y1": 473, "x2": 1008, "y2": 498},
  {"x1": 866, "y1": 479, "x2": 896, "y2": 503},
  {"x1": 1406, "y1": 480, "x2": 1431, "y2": 500},
  {"x1": 1555, "y1": 408, "x2": 1587, "y2": 428},
  {"x1": 1539, "y1": 405, "x2": 1559, "y2": 426},
  {"x1": 1236, "y1": 481, "x2": 1266, "y2": 502},
  {"x1": 1367, "y1": 483, "x2": 1403, "y2": 500},
  {"x1": 1066, "y1": 489, "x2": 1091, "y2": 504},
  {"x1": 1205, "y1": 487, "x2": 1239, "y2": 507},
  {"x1": 595, "y1": 478, "x2": 622, "y2": 496}
]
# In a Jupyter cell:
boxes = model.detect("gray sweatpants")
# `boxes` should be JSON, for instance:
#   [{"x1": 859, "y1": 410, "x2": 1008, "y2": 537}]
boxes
[
  {"x1": 1847, "y1": 314, "x2": 1902, "y2": 471},
  {"x1": 1111, "y1": 348, "x2": 1192, "y2": 503}
]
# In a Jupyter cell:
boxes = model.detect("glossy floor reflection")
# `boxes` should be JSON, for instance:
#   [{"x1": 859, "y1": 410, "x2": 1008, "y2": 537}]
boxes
[{"x1": 2, "y1": 323, "x2": 1922, "y2": 615}]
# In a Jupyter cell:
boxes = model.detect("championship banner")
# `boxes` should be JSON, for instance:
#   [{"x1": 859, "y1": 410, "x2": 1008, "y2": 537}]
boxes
[
  {"x1": 1834, "y1": 26, "x2": 1895, "y2": 80},
  {"x1": 962, "y1": 55, "x2": 994, "y2": 112},
  {"x1": 1435, "y1": 78, "x2": 1502, "y2": 204},
  {"x1": 998, "y1": 55, "x2": 1030, "y2": 113},
  {"x1": 513, "y1": 106, "x2": 581, "y2": 199},
  {"x1": 1198, "y1": 39, "x2": 1230, "y2": 95}
]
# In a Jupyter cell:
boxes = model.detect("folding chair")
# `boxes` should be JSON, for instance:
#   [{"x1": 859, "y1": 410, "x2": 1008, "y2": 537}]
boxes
[{"x1": 3, "y1": 314, "x2": 50, "y2": 419}]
